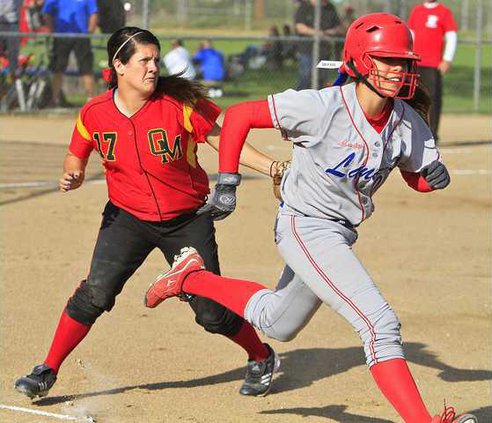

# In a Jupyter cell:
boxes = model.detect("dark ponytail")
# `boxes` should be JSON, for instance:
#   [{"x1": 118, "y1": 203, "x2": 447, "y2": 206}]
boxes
[
  {"x1": 403, "y1": 81, "x2": 432, "y2": 126},
  {"x1": 155, "y1": 74, "x2": 208, "y2": 104}
]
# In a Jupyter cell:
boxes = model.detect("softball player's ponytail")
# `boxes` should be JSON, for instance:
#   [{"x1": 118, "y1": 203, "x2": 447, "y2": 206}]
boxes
[
  {"x1": 403, "y1": 81, "x2": 432, "y2": 126},
  {"x1": 156, "y1": 75, "x2": 208, "y2": 105}
]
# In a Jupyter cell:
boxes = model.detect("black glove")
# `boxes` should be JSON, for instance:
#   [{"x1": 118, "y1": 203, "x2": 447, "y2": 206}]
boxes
[
  {"x1": 198, "y1": 172, "x2": 241, "y2": 221},
  {"x1": 421, "y1": 160, "x2": 450, "y2": 189}
]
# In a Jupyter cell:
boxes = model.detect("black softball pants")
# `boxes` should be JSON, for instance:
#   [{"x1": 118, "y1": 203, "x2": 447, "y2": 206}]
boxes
[
  {"x1": 418, "y1": 66, "x2": 443, "y2": 141},
  {"x1": 66, "y1": 201, "x2": 243, "y2": 337}
]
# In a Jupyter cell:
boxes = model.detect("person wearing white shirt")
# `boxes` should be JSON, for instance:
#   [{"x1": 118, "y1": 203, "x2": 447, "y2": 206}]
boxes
[{"x1": 163, "y1": 39, "x2": 196, "y2": 80}]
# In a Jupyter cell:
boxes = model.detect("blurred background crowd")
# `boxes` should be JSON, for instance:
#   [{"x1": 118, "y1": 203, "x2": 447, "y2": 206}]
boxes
[{"x1": 0, "y1": 0, "x2": 490, "y2": 114}]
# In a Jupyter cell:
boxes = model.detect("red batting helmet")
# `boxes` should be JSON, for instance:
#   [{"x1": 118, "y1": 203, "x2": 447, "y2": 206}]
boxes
[{"x1": 340, "y1": 13, "x2": 420, "y2": 99}]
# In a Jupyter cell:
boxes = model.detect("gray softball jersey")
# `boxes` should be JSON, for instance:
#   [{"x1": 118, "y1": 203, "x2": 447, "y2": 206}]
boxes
[
  {"x1": 267, "y1": 82, "x2": 439, "y2": 226},
  {"x1": 243, "y1": 83, "x2": 441, "y2": 367}
]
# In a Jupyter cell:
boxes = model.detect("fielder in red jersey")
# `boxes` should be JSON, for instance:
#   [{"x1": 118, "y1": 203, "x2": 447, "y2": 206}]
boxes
[
  {"x1": 408, "y1": 0, "x2": 458, "y2": 141},
  {"x1": 15, "y1": 26, "x2": 281, "y2": 400},
  {"x1": 70, "y1": 92, "x2": 220, "y2": 221}
]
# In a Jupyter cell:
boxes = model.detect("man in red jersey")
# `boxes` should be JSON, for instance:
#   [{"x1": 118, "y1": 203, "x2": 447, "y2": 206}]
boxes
[
  {"x1": 408, "y1": 0, "x2": 458, "y2": 142},
  {"x1": 15, "y1": 27, "x2": 283, "y2": 400}
]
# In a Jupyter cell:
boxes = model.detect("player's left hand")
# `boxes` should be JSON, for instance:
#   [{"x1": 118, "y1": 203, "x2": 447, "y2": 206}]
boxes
[
  {"x1": 421, "y1": 160, "x2": 450, "y2": 189},
  {"x1": 198, "y1": 173, "x2": 241, "y2": 220},
  {"x1": 438, "y1": 60, "x2": 451, "y2": 75}
]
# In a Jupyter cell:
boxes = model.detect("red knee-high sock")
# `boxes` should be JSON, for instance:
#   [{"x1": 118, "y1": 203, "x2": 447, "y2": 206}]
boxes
[
  {"x1": 184, "y1": 270, "x2": 265, "y2": 317},
  {"x1": 184, "y1": 271, "x2": 269, "y2": 361},
  {"x1": 370, "y1": 358, "x2": 432, "y2": 423},
  {"x1": 44, "y1": 310, "x2": 92, "y2": 374},
  {"x1": 228, "y1": 321, "x2": 269, "y2": 361}
]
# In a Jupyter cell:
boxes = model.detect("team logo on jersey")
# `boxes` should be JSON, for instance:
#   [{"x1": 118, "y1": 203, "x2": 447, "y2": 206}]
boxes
[
  {"x1": 325, "y1": 152, "x2": 376, "y2": 180},
  {"x1": 93, "y1": 132, "x2": 117, "y2": 161},
  {"x1": 339, "y1": 139, "x2": 364, "y2": 150},
  {"x1": 147, "y1": 129, "x2": 183, "y2": 164},
  {"x1": 425, "y1": 15, "x2": 439, "y2": 28}
]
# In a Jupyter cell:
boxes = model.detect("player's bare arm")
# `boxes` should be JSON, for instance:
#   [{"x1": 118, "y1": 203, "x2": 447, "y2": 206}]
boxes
[{"x1": 59, "y1": 150, "x2": 88, "y2": 192}]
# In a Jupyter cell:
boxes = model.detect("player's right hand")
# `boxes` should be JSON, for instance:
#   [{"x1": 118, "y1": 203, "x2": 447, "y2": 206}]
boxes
[{"x1": 59, "y1": 171, "x2": 84, "y2": 192}]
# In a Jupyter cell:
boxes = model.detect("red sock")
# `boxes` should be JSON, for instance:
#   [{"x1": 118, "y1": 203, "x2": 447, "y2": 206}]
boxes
[
  {"x1": 184, "y1": 270, "x2": 265, "y2": 317},
  {"x1": 44, "y1": 310, "x2": 91, "y2": 373},
  {"x1": 184, "y1": 271, "x2": 269, "y2": 361},
  {"x1": 228, "y1": 321, "x2": 269, "y2": 361},
  {"x1": 370, "y1": 358, "x2": 432, "y2": 423}
]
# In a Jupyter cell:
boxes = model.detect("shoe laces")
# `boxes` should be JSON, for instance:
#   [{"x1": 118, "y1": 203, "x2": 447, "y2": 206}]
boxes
[{"x1": 438, "y1": 401, "x2": 456, "y2": 423}]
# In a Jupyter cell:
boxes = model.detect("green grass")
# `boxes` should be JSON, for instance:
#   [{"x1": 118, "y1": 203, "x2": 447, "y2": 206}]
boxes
[{"x1": 443, "y1": 43, "x2": 491, "y2": 113}]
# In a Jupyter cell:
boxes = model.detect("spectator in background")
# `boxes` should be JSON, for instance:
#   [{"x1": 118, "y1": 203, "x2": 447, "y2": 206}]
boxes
[
  {"x1": 408, "y1": 0, "x2": 458, "y2": 142},
  {"x1": 22, "y1": 0, "x2": 49, "y2": 35},
  {"x1": 294, "y1": 0, "x2": 343, "y2": 90},
  {"x1": 0, "y1": 0, "x2": 23, "y2": 78},
  {"x1": 341, "y1": 5, "x2": 356, "y2": 32},
  {"x1": 193, "y1": 39, "x2": 225, "y2": 98},
  {"x1": 281, "y1": 23, "x2": 297, "y2": 64},
  {"x1": 163, "y1": 38, "x2": 196, "y2": 80},
  {"x1": 262, "y1": 25, "x2": 283, "y2": 70},
  {"x1": 97, "y1": 0, "x2": 126, "y2": 34},
  {"x1": 336, "y1": 4, "x2": 357, "y2": 59},
  {"x1": 43, "y1": 0, "x2": 98, "y2": 107}
]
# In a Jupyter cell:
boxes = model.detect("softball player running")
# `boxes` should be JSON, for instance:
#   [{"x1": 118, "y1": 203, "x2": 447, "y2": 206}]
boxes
[
  {"x1": 15, "y1": 27, "x2": 281, "y2": 399},
  {"x1": 145, "y1": 14, "x2": 477, "y2": 423}
]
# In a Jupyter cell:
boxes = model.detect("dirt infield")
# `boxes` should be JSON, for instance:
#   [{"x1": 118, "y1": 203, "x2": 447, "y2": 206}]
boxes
[{"x1": 0, "y1": 113, "x2": 490, "y2": 422}]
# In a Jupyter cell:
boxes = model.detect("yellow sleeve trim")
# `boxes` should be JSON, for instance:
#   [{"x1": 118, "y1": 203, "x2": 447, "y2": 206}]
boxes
[
  {"x1": 76, "y1": 114, "x2": 91, "y2": 141},
  {"x1": 183, "y1": 104, "x2": 194, "y2": 133}
]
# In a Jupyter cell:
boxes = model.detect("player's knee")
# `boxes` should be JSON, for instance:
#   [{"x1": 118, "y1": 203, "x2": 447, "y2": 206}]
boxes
[
  {"x1": 260, "y1": 325, "x2": 300, "y2": 342},
  {"x1": 66, "y1": 279, "x2": 116, "y2": 325},
  {"x1": 192, "y1": 298, "x2": 243, "y2": 336}
]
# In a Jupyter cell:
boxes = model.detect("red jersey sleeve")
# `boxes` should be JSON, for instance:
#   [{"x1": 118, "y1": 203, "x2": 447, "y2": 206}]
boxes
[
  {"x1": 443, "y1": 6, "x2": 458, "y2": 32},
  {"x1": 69, "y1": 111, "x2": 94, "y2": 159},
  {"x1": 187, "y1": 98, "x2": 221, "y2": 143}
]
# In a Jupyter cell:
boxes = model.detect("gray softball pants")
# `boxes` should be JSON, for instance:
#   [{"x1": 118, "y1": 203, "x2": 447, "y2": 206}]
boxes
[{"x1": 244, "y1": 212, "x2": 404, "y2": 367}]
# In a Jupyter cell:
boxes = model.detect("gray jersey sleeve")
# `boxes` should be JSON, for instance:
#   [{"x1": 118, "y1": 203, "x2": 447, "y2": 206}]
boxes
[
  {"x1": 397, "y1": 104, "x2": 440, "y2": 173},
  {"x1": 267, "y1": 89, "x2": 327, "y2": 147}
]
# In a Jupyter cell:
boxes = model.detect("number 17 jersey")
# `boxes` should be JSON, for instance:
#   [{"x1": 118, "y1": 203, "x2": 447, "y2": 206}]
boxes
[{"x1": 70, "y1": 89, "x2": 221, "y2": 221}]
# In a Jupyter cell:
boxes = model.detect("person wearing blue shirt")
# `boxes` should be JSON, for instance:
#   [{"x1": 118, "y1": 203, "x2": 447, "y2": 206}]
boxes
[
  {"x1": 43, "y1": 0, "x2": 98, "y2": 106},
  {"x1": 193, "y1": 39, "x2": 225, "y2": 98}
]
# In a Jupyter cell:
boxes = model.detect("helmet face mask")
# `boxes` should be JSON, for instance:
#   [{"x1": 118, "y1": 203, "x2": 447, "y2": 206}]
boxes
[
  {"x1": 340, "y1": 13, "x2": 420, "y2": 99},
  {"x1": 366, "y1": 55, "x2": 418, "y2": 99}
]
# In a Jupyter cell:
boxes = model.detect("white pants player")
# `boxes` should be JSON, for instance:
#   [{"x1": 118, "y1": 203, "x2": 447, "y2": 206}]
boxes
[{"x1": 245, "y1": 211, "x2": 404, "y2": 367}]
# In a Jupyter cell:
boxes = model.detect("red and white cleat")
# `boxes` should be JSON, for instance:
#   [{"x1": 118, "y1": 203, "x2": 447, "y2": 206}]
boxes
[
  {"x1": 144, "y1": 247, "x2": 205, "y2": 308},
  {"x1": 431, "y1": 405, "x2": 477, "y2": 423}
]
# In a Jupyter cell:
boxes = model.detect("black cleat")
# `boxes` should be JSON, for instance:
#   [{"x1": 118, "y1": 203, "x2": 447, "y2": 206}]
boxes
[
  {"x1": 239, "y1": 344, "x2": 280, "y2": 397},
  {"x1": 15, "y1": 364, "x2": 57, "y2": 399}
]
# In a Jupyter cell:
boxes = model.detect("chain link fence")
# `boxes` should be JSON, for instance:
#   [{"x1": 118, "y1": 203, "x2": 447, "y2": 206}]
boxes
[{"x1": 1, "y1": 0, "x2": 490, "y2": 113}]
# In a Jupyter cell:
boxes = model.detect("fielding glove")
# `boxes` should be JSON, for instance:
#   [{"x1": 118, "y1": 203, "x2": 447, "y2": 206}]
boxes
[{"x1": 270, "y1": 160, "x2": 291, "y2": 201}]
